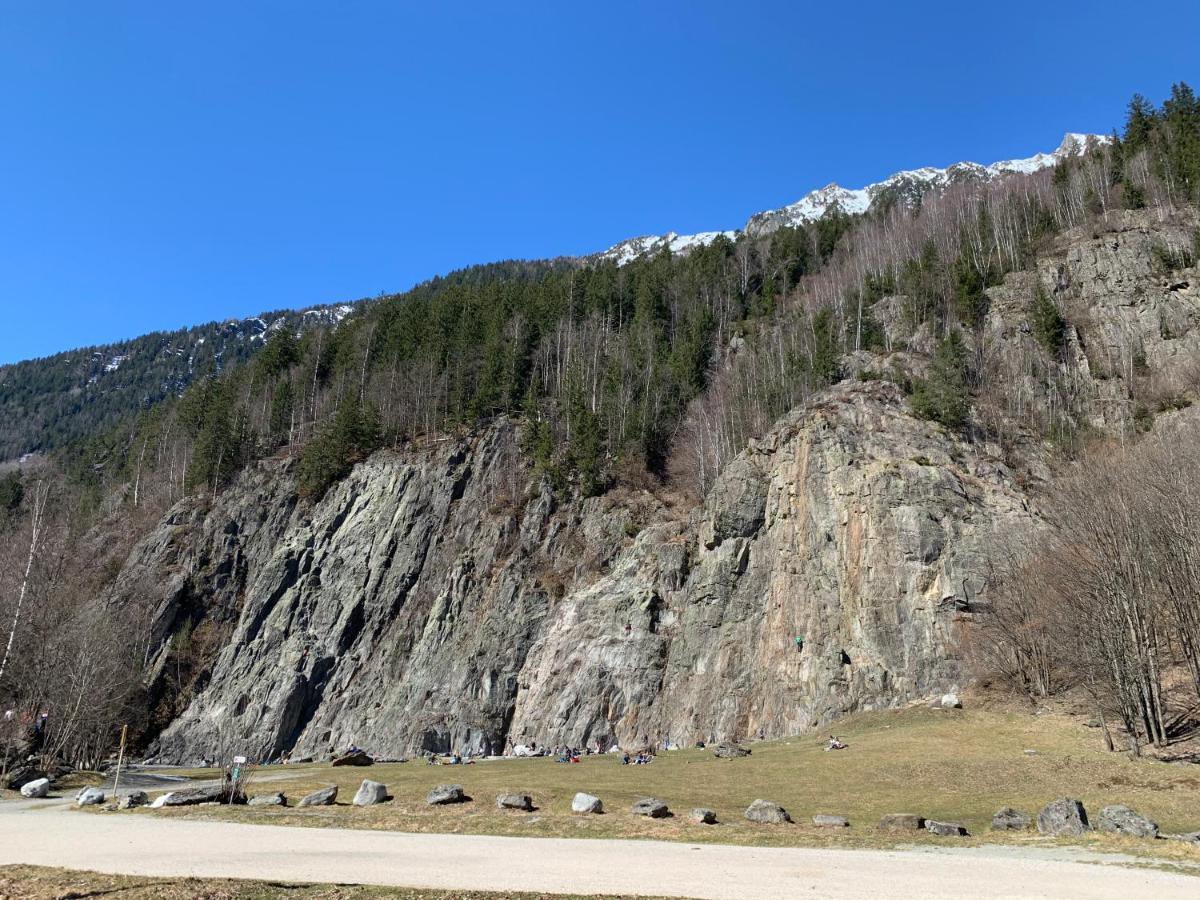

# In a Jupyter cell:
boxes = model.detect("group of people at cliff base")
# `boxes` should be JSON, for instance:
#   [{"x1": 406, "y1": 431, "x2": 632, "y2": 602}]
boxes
[{"x1": 620, "y1": 751, "x2": 653, "y2": 765}]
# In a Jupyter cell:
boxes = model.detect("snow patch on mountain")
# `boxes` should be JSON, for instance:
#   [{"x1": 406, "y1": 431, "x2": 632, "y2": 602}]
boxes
[{"x1": 596, "y1": 133, "x2": 1109, "y2": 264}]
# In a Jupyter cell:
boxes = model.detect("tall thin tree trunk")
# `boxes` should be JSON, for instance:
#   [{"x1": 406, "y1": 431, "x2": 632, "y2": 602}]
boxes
[{"x1": 0, "y1": 482, "x2": 48, "y2": 687}]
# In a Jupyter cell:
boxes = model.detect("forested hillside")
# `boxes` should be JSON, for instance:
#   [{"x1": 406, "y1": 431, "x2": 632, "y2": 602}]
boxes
[{"x1": 0, "y1": 304, "x2": 352, "y2": 463}]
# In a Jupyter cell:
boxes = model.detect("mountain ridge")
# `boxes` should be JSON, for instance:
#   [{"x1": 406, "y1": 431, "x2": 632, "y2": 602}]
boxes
[{"x1": 595, "y1": 132, "x2": 1109, "y2": 264}]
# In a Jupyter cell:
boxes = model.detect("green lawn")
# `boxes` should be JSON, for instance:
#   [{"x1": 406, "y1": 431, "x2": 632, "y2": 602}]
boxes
[{"x1": 126, "y1": 706, "x2": 1200, "y2": 859}]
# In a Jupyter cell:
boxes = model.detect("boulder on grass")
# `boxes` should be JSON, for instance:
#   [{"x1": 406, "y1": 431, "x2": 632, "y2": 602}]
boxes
[
  {"x1": 160, "y1": 785, "x2": 243, "y2": 807},
  {"x1": 297, "y1": 785, "x2": 338, "y2": 808},
  {"x1": 926, "y1": 820, "x2": 968, "y2": 837},
  {"x1": 76, "y1": 787, "x2": 105, "y2": 806},
  {"x1": 879, "y1": 813, "x2": 924, "y2": 832},
  {"x1": 118, "y1": 791, "x2": 148, "y2": 809},
  {"x1": 690, "y1": 808, "x2": 717, "y2": 824},
  {"x1": 19, "y1": 777, "x2": 50, "y2": 799},
  {"x1": 812, "y1": 814, "x2": 850, "y2": 828},
  {"x1": 744, "y1": 799, "x2": 791, "y2": 824},
  {"x1": 332, "y1": 750, "x2": 374, "y2": 767},
  {"x1": 572, "y1": 792, "x2": 603, "y2": 814},
  {"x1": 248, "y1": 792, "x2": 287, "y2": 807},
  {"x1": 712, "y1": 742, "x2": 751, "y2": 759},
  {"x1": 1037, "y1": 798, "x2": 1089, "y2": 836},
  {"x1": 426, "y1": 784, "x2": 466, "y2": 805},
  {"x1": 631, "y1": 798, "x2": 670, "y2": 818},
  {"x1": 1097, "y1": 805, "x2": 1158, "y2": 839},
  {"x1": 496, "y1": 793, "x2": 533, "y2": 811},
  {"x1": 991, "y1": 807, "x2": 1030, "y2": 831},
  {"x1": 353, "y1": 779, "x2": 388, "y2": 806}
]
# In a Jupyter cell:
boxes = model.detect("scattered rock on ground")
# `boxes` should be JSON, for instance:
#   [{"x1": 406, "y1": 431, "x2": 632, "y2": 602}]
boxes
[
  {"x1": 149, "y1": 793, "x2": 172, "y2": 808},
  {"x1": 631, "y1": 798, "x2": 670, "y2": 818},
  {"x1": 1165, "y1": 832, "x2": 1200, "y2": 844},
  {"x1": 19, "y1": 778, "x2": 50, "y2": 799},
  {"x1": 572, "y1": 792, "x2": 603, "y2": 814},
  {"x1": 744, "y1": 799, "x2": 791, "y2": 824},
  {"x1": 117, "y1": 791, "x2": 149, "y2": 809},
  {"x1": 297, "y1": 785, "x2": 338, "y2": 807},
  {"x1": 160, "y1": 785, "x2": 243, "y2": 806},
  {"x1": 690, "y1": 808, "x2": 717, "y2": 824},
  {"x1": 6, "y1": 767, "x2": 47, "y2": 790},
  {"x1": 353, "y1": 779, "x2": 388, "y2": 806},
  {"x1": 926, "y1": 820, "x2": 968, "y2": 836},
  {"x1": 812, "y1": 814, "x2": 849, "y2": 828},
  {"x1": 1037, "y1": 798, "x2": 1089, "y2": 836},
  {"x1": 332, "y1": 750, "x2": 374, "y2": 767},
  {"x1": 426, "y1": 784, "x2": 466, "y2": 805},
  {"x1": 76, "y1": 787, "x2": 105, "y2": 806},
  {"x1": 248, "y1": 792, "x2": 286, "y2": 806},
  {"x1": 992, "y1": 807, "x2": 1030, "y2": 831},
  {"x1": 496, "y1": 793, "x2": 533, "y2": 811},
  {"x1": 879, "y1": 813, "x2": 924, "y2": 832},
  {"x1": 1097, "y1": 804, "x2": 1158, "y2": 839},
  {"x1": 712, "y1": 742, "x2": 751, "y2": 759}
]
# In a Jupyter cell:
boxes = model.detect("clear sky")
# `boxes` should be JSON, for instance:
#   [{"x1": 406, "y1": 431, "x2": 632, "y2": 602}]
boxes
[{"x1": 1, "y1": 1, "x2": 1197, "y2": 364}]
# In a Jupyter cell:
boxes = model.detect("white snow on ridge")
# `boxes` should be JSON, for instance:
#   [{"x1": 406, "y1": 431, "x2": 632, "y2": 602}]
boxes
[{"x1": 597, "y1": 132, "x2": 1110, "y2": 264}]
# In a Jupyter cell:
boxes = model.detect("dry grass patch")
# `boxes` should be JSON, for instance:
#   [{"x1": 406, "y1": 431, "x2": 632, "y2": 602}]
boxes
[
  {"x1": 0, "y1": 865, "x2": 660, "y2": 900},
  {"x1": 129, "y1": 707, "x2": 1200, "y2": 857}
]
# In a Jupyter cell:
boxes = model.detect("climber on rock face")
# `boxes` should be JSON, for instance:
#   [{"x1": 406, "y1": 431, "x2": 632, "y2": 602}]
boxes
[{"x1": 794, "y1": 635, "x2": 804, "y2": 652}]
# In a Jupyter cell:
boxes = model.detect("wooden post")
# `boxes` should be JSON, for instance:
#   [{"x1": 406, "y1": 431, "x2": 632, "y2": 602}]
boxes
[{"x1": 112, "y1": 724, "x2": 128, "y2": 798}]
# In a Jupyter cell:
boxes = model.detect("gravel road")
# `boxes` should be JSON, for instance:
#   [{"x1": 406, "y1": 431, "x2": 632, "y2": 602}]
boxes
[{"x1": 0, "y1": 801, "x2": 1194, "y2": 899}]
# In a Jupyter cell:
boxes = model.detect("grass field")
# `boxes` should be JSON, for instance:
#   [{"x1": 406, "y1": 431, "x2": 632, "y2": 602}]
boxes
[
  {"x1": 122, "y1": 706, "x2": 1200, "y2": 859},
  {"x1": 0, "y1": 866, "x2": 658, "y2": 900}
]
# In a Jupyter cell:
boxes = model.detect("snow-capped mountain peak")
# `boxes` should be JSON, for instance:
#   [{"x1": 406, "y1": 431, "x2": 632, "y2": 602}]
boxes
[{"x1": 596, "y1": 132, "x2": 1109, "y2": 263}]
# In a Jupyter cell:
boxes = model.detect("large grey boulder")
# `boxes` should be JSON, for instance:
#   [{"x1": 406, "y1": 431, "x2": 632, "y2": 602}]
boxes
[
  {"x1": 248, "y1": 792, "x2": 286, "y2": 806},
  {"x1": 690, "y1": 808, "x2": 717, "y2": 824},
  {"x1": 712, "y1": 742, "x2": 751, "y2": 759},
  {"x1": 1037, "y1": 798, "x2": 1089, "y2": 836},
  {"x1": 297, "y1": 785, "x2": 338, "y2": 807},
  {"x1": 159, "y1": 784, "x2": 242, "y2": 806},
  {"x1": 1097, "y1": 805, "x2": 1158, "y2": 838},
  {"x1": 496, "y1": 793, "x2": 533, "y2": 811},
  {"x1": 812, "y1": 814, "x2": 849, "y2": 828},
  {"x1": 572, "y1": 792, "x2": 603, "y2": 813},
  {"x1": 426, "y1": 784, "x2": 466, "y2": 805},
  {"x1": 332, "y1": 750, "x2": 374, "y2": 767},
  {"x1": 879, "y1": 813, "x2": 924, "y2": 832},
  {"x1": 19, "y1": 777, "x2": 50, "y2": 798},
  {"x1": 926, "y1": 820, "x2": 968, "y2": 837},
  {"x1": 76, "y1": 787, "x2": 105, "y2": 806},
  {"x1": 631, "y1": 797, "x2": 670, "y2": 818},
  {"x1": 352, "y1": 779, "x2": 388, "y2": 806},
  {"x1": 7, "y1": 767, "x2": 47, "y2": 790},
  {"x1": 118, "y1": 791, "x2": 148, "y2": 809},
  {"x1": 991, "y1": 807, "x2": 1030, "y2": 831},
  {"x1": 744, "y1": 799, "x2": 791, "y2": 824}
]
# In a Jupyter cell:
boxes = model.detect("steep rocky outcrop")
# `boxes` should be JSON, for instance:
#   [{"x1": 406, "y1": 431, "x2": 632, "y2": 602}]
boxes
[
  {"x1": 116, "y1": 373, "x2": 1031, "y2": 763},
  {"x1": 112, "y1": 210, "x2": 1199, "y2": 764}
]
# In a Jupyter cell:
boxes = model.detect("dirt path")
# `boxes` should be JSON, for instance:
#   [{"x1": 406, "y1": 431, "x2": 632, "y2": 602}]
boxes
[{"x1": 0, "y1": 803, "x2": 1194, "y2": 899}]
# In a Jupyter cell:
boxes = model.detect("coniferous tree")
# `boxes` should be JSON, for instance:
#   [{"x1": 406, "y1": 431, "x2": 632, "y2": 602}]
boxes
[{"x1": 910, "y1": 330, "x2": 970, "y2": 428}]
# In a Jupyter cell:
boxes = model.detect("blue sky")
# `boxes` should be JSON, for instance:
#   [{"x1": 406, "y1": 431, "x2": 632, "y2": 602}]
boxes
[{"x1": 1, "y1": 1, "x2": 1197, "y2": 364}]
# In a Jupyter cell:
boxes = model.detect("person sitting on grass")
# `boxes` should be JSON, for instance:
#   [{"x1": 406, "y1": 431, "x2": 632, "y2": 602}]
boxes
[{"x1": 824, "y1": 735, "x2": 847, "y2": 751}]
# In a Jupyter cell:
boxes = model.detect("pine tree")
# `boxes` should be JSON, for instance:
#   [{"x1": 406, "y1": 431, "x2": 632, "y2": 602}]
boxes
[
  {"x1": 910, "y1": 330, "x2": 970, "y2": 428},
  {"x1": 1031, "y1": 288, "x2": 1067, "y2": 356}
]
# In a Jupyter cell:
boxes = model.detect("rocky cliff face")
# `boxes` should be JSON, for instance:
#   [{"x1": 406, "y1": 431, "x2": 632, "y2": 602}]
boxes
[
  {"x1": 116, "y1": 377, "x2": 1031, "y2": 763},
  {"x1": 113, "y1": 209, "x2": 1199, "y2": 763}
]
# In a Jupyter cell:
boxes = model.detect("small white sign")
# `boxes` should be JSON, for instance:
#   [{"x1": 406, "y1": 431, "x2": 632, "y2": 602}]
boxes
[{"x1": 232, "y1": 755, "x2": 247, "y2": 764}]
